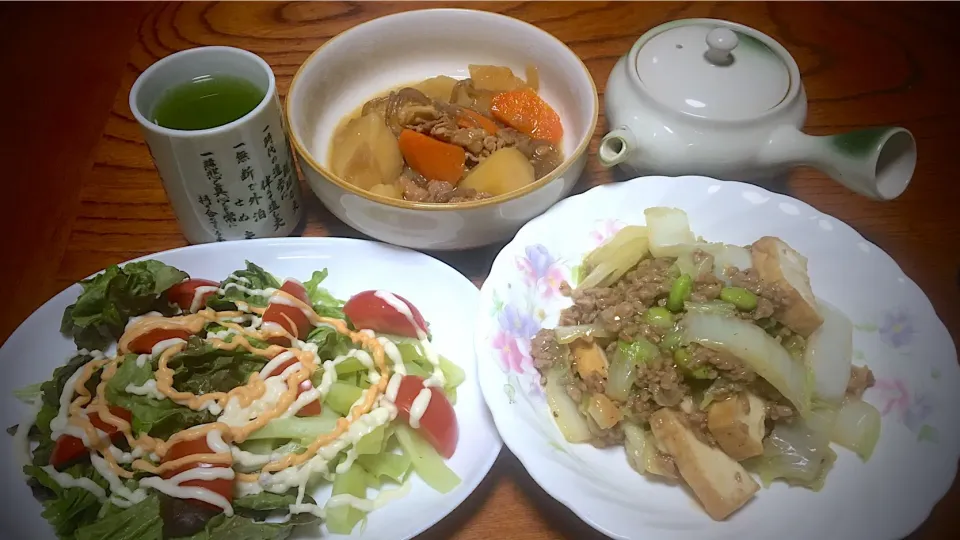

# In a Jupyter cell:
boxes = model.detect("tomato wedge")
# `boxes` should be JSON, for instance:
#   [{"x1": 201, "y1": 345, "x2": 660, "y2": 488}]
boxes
[
  {"x1": 343, "y1": 290, "x2": 428, "y2": 338},
  {"x1": 262, "y1": 279, "x2": 314, "y2": 345},
  {"x1": 51, "y1": 406, "x2": 132, "y2": 469},
  {"x1": 162, "y1": 437, "x2": 233, "y2": 511},
  {"x1": 126, "y1": 327, "x2": 194, "y2": 354},
  {"x1": 167, "y1": 278, "x2": 220, "y2": 312},
  {"x1": 392, "y1": 375, "x2": 458, "y2": 458},
  {"x1": 263, "y1": 358, "x2": 322, "y2": 416}
]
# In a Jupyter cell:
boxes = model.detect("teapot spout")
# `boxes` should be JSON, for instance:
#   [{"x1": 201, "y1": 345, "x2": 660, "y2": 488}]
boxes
[
  {"x1": 598, "y1": 126, "x2": 637, "y2": 168},
  {"x1": 762, "y1": 125, "x2": 917, "y2": 200}
]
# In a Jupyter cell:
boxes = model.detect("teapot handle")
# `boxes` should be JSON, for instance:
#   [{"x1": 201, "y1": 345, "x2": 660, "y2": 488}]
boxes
[{"x1": 598, "y1": 127, "x2": 637, "y2": 168}]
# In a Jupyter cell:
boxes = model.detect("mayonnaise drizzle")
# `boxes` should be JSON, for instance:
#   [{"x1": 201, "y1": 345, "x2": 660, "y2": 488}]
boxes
[
  {"x1": 125, "y1": 379, "x2": 166, "y2": 401},
  {"x1": 41, "y1": 465, "x2": 106, "y2": 501},
  {"x1": 326, "y1": 480, "x2": 411, "y2": 512},
  {"x1": 140, "y1": 467, "x2": 236, "y2": 516},
  {"x1": 220, "y1": 282, "x2": 276, "y2": 298},
  {"x1": 408, "y1": 388, "x2": 433, "y2": 429},
  {"x1": 385, "y1": 373, "x2": 403, "y2": 403},
  {"x1": 190, "y1": 286, "x2": 219, "y2": 313},
  {"x1": 38, "y1": 284, "x2": 428, "y2": 522},
  {"x1": 13, "y1": 400, "x2": 42, "y2": 467}
]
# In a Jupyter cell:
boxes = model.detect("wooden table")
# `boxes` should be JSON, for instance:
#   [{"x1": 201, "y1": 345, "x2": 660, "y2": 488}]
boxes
[{"x1": 2, "y1": 2, "x2": 957, "y2": 538}]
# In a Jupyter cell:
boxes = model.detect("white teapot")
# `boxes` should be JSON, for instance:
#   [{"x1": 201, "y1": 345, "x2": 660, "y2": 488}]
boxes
[{"x1": 600, "y1": 18, "x2": 917, "y2": 200}]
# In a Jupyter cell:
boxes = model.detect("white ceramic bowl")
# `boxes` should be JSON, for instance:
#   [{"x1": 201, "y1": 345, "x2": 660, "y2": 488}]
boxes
[{"x1": 285, "y1": 8, "x2": 598, "y2": 251}]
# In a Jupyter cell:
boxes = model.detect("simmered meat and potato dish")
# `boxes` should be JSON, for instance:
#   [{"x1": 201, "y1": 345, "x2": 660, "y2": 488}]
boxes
[
  {"x1": 533, "y1": 208, "x2": 881, "y2": 521},
  {"x1": 329, "y1": 65, "x2": 565, "y2": 203}
]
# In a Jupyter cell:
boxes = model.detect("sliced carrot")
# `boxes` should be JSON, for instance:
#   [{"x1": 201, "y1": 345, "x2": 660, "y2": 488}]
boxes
[
  {"x1": 398, "y1": 129, "x2": 466, "y2": 185},
  {"x1": 457, "y1": 109, "x2": 500, "y2": 135},
  {"x1": 490, "y1": 88, "x2": 563, "y2": 145}
]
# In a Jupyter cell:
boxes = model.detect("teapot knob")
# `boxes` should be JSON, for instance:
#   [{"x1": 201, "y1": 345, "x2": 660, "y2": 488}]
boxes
[{"x1": 705, "y1": 27, "x2": 738, "y2": 65}]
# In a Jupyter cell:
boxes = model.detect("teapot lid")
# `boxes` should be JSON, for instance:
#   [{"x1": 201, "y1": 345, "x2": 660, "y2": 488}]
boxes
[{"x1": 634, "y1": 20, "x2": 791, "y2": 121}]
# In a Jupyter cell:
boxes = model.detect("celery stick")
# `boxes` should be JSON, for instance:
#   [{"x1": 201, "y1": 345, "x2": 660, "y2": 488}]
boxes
[
  {"x1": 357, "y1": 451, "x2": 411, "y2": 484},
  {"x1": 403, "y1": 361, "x2": 430, "y2": 379},
  {"x1": 248, "y1": 408, "x2": 340, "y2": 440},
  {"x1": 325, "y1": 464, "x2": 368, "y2": 534},
  {"x1": 326, "y1": 382, "x2": 363, "y2": 416},
  {"x1": 335, "y1": 357, "x2": 365, "y2": 375},
  {"x1": 355, "y1": 425, "x2": 385, "y2": 456},
  {"x1": 394, "y1": 424, "x2": 460, "y2": 494},
  {"x1": 439, "y1": 355, "x2": 465, "y2": 388},
  {"x1": 364, "y1": 468, "x2": 382, "y2": 490},
  {"x1": 237, "y1": 439, "x2": 275, "y2": 454},
  {"x1": 396, "y1": 342, "x2": 425, "y2": 364}
]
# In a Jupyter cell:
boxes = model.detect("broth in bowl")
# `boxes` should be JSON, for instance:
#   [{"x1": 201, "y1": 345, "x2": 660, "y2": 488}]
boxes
[{"x1": 329, "y1": 64, "x2": 565, "y2": 204}]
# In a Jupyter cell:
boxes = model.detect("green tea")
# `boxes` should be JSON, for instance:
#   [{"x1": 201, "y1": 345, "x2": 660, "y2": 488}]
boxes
[{"x1": 152, "y1": 74, "x2": 265, "y2": 130}]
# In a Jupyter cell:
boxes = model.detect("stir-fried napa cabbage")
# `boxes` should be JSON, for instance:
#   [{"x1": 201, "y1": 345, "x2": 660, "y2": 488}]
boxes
[
  {"x1": 547, "y1": 206, "x2": 883, "y2": 519},
  {"x1": 832, "y1": 397, "x2": 881, "y2": 460},
  {"x1": 682, "y1": 312, "x2": 812, "y2": 416},
  {"x1": 578, "y1": 225, "x2": 650, "y2": 289},
  {"x1": 644, "y1": 207, "x2": 696, "y2": 258},
  {"x1": 803, "y1": 300, "x2": 854, "y2": 406}
]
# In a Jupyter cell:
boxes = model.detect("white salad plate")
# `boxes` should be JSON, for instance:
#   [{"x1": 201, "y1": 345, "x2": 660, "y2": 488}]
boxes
[
  {"x1": 475, "y1": 175, "x2": 960, "y2": 540},
  {"x1": 0, "y1": 237, "x2": 502, "y2": 540}
]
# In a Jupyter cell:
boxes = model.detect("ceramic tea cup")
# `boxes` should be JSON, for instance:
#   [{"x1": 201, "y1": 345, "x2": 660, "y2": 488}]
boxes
[{"x1": 130, "y1": 46, "x2": 302, "y2": 244}]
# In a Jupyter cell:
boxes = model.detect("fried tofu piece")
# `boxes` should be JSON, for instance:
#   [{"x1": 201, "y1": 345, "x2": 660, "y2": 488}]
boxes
[
  {"x1": 570, "y1": 339, "x2": 609, "y2": 380},
  {"x1": 650, "y1": 408, "x2": 760, "y2": 520},
  {"x1": 751, "y1": 236, "x2": 824, "y2": 337},
  {"x1": 707, "y1": 393, "x2": 767, "y2": 461}
]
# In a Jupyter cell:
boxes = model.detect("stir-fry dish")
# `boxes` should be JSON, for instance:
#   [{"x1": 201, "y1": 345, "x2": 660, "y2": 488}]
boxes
[
  {"x1": 11, "y1": 261, "x2": 463, "y2": 539},
  {"x1": 531, "y1": 208, "x2": 881, "y2": 520},
  {"x1": 329, "y1": 64, "x2": 565, "y2": 203}
]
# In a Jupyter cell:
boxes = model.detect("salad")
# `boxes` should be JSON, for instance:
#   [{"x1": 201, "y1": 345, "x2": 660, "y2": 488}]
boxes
[
  {"x1": 10, "y1": 260, "x2": 464, "y2": 539},
  {"x1": 531, "y1": 207, "x2": 881, "y2": 521}
]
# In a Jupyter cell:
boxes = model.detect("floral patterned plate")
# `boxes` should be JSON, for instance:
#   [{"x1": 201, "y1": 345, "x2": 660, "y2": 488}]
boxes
[{"x1": 474, "y1": 176, "x2": 959, "y2": 540}]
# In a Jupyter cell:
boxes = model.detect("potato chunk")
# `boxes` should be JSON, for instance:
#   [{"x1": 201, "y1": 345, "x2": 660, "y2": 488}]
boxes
[
  {"x1": 459, "y1": 147, "x2": 535, "y2": 196},
  {"x1": 412, "y1": 75, "x2": 458, "y2": 103},
  {"x1": 650, "y1": 408, "x2": 759, "y2": 520},
  {"x1": 707, "y1": 393, "x2": 766, "y2": 461},
  {"x1": 331, "y1": 112, "x2": 404, "y2": 190},
  {"x1": 751, "y1": 236, "x2": 824, "y2": 337}
]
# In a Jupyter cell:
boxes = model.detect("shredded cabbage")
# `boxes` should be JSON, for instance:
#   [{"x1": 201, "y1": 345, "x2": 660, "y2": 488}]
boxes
[
  {"x1": 682, "y1": 312, "x2": 811, "y2": 415},
  {"x1": 579, "y1": 225, "x2": 650, "y2": 289},
  {"x1": 832, "y1": 398, "x2": 881, "y2": 461}
]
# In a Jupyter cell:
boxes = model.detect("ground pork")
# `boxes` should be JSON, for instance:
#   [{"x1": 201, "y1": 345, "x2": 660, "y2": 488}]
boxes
[
  {"x1": 530, "y1": 329, "x2": 565, "y2": 373},
  {"x1": 847, "y1": 364, "x2": 876, "y2": 398},
  {"x1": 689, "y1": 344, "x2": 756, "y2": 382}
]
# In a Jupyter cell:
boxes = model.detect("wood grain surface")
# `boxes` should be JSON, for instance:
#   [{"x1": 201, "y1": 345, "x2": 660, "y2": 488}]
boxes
[{"x1": 2, "y1": 2, "x2": 958, "y2": 538}]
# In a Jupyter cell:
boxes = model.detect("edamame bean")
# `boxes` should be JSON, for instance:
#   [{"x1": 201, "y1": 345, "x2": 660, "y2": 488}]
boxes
[
  {"x1": 673, "y1": 347, "x2": 692, "y2": 367},
  {"x1": 644, "y1": 306, "x2": 674, "y2": 328},
  {"x1": 666, "y1": 274, "x2": 693, "y2": 312},
  {"x1": 673, "y1": 347, "x2": 712, "y2": 379},
  {"x1": 719, "y1": 286, "x2": 758, "y2": 311},
  {"x1": 660, "y1": 330, "x2": 683, "y2": 350}
]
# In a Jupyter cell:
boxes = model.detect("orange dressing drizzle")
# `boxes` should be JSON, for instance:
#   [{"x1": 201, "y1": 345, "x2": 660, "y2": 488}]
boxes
[{"x1": 56, "y1": 290, "x2": 388, "y2": 485}]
